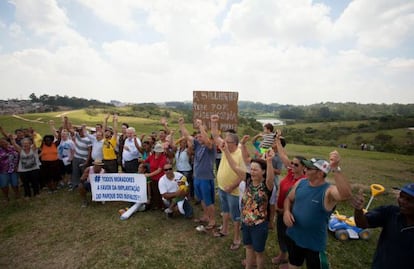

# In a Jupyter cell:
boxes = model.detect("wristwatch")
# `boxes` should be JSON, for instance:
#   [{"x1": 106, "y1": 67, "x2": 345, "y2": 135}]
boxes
[{"x1": 331, "y1": 166, "x2": 342, "y2": 173}]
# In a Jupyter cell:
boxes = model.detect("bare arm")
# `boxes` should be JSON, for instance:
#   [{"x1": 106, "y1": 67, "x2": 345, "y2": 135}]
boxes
[
  {"x1": 103, "y1": 113, "x2": 110, "y2": 132},
  {"x1": 351, "y1": 189, "x2": 370, "y2": 228},
  {"x1": 210, "y1": 114, "x2": 223, "y2": 146},
  {"x1": 265, "y1": 149, "x2": 275, "y2": 191},
  {"x1": 325, "y1": 150, "x2": 352, "y2": 210},
  {"x1": 112, "y1": 114, "x2": 118, "y2": 140},
  {"x1": 274, "y1": 130, "x2": 290, "y2": 168},
  {"x1": 197, "y1": 119, "x2": 213, "y2": 149},
  {"x1": 178, "y1": 118, "x2": 194, "y2": 143},
  {"x1": 240, "y1": 135, "x2": 252, "y2": 165},
  {"x1": 80, "y1": 167, "x2": 90, "y2": 181},
  {"x1": 8, "y1": 135, "x2": 22, "y2": 152},
  {"x1": 0, "y1": 126, "x2": 9, "y2": 138},
  {"x1": 283, "y1": 180, "x2": 301, "y2": 227}
]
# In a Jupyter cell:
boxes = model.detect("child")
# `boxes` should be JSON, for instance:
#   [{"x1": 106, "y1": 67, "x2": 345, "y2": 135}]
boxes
[
  {"x1": 257, "y1": 123, "x2": 275, "y2": 154},
  {"x1": 164, "y1": 176, "x2": 189, "y2": 214}
]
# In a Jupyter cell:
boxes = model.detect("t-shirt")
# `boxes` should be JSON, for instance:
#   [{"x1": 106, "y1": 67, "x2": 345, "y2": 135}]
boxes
[
  {"x1": 158, "y1": 172, "x2": 187, "y2": 195},
  {"x1": 0, "y1": 145, "x2": 19, "y2": 173},
  {"x1": 216, "y1": 148, "x2": 246, "y2": 196},
  {"x1": 193, "y1": 139, "x2": 215, "y2": 180},
  {"x1": 103, "y1": 137, "x2": 117, "y2": 160},
  {"x1": 40, "y1": 144, "x2": 58, "y2": 161},
  {"x1": 286, "y1": 179, "x2": 331, "y2": 252},
  {"x1": 365, "y1": 205, "x2": 414, "y2": 269},
  {"x1": 277, "y1": 169, "x2": 306, "y2": 209},
  {"x1": 74, "y1": 133, "x2": 92, "y2": 160},
  {"x1": 241, "y1": 173, "x2": 272, "y2": 226},
  {"x1": 58, "y1": 139, "x2": 75, "y2": 160},
  {"x1": 144, "y1": 153, "x2": 167, "y2": 181},
  {"x1": 18, "y1": 149, "x2": 41, "y2": 172}
]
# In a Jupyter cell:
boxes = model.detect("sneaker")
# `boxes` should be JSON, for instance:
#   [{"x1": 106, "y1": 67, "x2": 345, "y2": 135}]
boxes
[{"x1": 164, "y1": 208, "x2": 173, "y2": 214}]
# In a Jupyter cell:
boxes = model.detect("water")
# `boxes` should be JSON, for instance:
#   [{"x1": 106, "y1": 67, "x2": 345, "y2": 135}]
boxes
[{"x1": 256, "y1": 118, "x2": 285, "y2": 126}]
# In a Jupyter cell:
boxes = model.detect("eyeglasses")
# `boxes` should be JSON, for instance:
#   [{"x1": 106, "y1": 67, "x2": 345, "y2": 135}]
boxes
[
  {"x1": 164, "y1": 168, "x2": 173, "y2": 171},
  {"x1": 291, "y1": 162, "x2": 300, "y2": 167},
  {"x1": 225, "y1": 140, "x2": 236, "y2": 144}
]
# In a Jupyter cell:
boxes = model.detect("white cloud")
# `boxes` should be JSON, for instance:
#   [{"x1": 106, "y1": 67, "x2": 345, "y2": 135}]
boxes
[
  {"x1": 0, "y1": 0, "x2": 413, "y2": 105},
  {"x1": 9, "y1": 23, "x2": 22, "y2": 38},
  {"x1": 335, "y1": 0, "x2": 414, "y2": 50},
  {"x1": 222, "y1": 0, "x2": 333, "y2": 46},
  {"x1": 12, "y1": 0, "x2": 88, "y2": 47}
]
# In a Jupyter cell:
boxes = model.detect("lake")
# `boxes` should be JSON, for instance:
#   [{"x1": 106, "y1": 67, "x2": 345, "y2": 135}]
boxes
[{"x1": 256, "y1": 118, "x2": 285, "y2": 126}]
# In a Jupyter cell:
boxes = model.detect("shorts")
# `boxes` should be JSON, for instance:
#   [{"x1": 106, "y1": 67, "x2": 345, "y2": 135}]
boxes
[
  {"x1": 0, "y1": 172, "x2": 19, "y2": 188},
  {"x1": 242, "y1": 221, "x2": 269, "y2": 253},
  {"x1": 81, "y1": 181, "x2": 91, "y2": 192},
  {"x1": 60, "y1": 160, "x2": 72, "y2": 175},
  {"x1": 194, "y1": 178, "x2": 215, "y2": 206},
  {"x1": 218, "y1": 188, "x2": 240, "y2": 222},
  {"x1": 286, "y1": 235, "x2": 330, "y2": 269}
]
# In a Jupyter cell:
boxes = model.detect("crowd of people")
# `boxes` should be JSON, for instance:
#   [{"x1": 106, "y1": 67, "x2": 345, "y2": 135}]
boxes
[{"x1": 0, "y1": 113, "x2": 412, "y2": 269}]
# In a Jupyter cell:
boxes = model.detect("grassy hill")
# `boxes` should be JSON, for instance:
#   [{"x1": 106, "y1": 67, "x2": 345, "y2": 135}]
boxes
[{"x1": 0, "y1": 109, "x2": 413, "y2": 269}]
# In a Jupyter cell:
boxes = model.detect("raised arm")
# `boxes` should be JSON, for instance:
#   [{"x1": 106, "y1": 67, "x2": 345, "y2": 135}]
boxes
[
  {"x1": 275, "y1": 130, "x2": 290, "y2": 168},
  {"x1": 210, "y1": 114, "x2": 224, "y2": 146},
  {"x1": 325, "y1": 150, "x2": 352, "y2": 210},
  {"x1": 8, "y1": 134, "x2": 22, "y2": 152},
  {"x1": 265, "y1": 149, "x2": 275, "y2": 191},
  {"x1": 239, "y1": 135, "x2": 252, "y2": 165},
  {"x1": 178, "y1": 118, "x2": 193, "y2": 142},
  {"x1": 0, "y1": 126, "x2": 10, "y2": 138},
  {"x1": 160, "y1": 117, "x2": 171, "y2": 135},
  {"x1": 103, "y1": 113, "x2": 110, "y2": 132},
  {"x1": 49, "y1": 120, "x2": 59, "y2": 139},
  {"x1": 112, "y1": 114, "x2": 118, "y2": 139}
]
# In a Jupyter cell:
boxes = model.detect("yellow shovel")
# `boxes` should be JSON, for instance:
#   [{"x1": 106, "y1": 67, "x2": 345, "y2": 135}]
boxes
[{"x1": 365, "y1": 184, "x2": 385, "y2": 211}]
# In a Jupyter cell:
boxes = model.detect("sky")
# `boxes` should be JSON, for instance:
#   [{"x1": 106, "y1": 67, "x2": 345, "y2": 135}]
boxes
[{"x1": 0, "y1": 0, "x2": 413, "y2": 105}]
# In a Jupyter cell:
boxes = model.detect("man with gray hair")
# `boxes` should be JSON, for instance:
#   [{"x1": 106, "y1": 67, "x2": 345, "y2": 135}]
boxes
[
  {"x1": 122, "y1": 127, "x2": 141, "y2": 173},
  {"x1": 210, "y1": 114, "x2": 246, "y2": 251}
]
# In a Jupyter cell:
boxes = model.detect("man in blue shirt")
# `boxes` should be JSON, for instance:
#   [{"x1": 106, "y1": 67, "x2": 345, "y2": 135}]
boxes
[
  {"x1": 284, "y1": 151, "x2": 352, "y2": 269},
  {"x1": 352, "y1": 183, "x2": 414, "y2": 269}
]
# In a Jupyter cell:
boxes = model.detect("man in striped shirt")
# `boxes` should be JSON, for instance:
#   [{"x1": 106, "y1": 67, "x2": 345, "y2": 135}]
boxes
[{"x1": 70, "y1": 125, "x2": 92, "y2": 191}]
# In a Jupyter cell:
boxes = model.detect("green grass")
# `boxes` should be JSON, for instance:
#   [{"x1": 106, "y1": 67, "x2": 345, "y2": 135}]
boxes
[{"x1": 1, "y1": 110, "x2": 414, "y2": 268}]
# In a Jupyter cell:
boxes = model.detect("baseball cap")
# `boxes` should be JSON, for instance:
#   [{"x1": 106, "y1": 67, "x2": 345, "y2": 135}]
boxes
[
  {"x1": 302, "y1": 158, "x2": 331, "y2": 174},
  {"x1": 400, "y1": 183, "x2": 414, "y2": 197}
]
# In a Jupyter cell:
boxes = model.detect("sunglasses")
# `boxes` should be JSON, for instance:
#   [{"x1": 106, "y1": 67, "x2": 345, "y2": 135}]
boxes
[
  {"x1": 291, "y1": 161, "x2": 300, "y2": 167},
  {"x1": 164, "y1": 168, "x2": 173, "y2": 171}
]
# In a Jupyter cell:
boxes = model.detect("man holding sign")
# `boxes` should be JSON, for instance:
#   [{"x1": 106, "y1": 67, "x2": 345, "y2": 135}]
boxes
[{"x1": 79, "y1": 159, "x2": 105, "y2": 207}]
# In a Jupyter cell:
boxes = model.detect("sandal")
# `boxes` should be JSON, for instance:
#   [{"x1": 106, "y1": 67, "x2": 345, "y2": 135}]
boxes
[
  {"x1": 230, "y1": 241, "x2": 241, "y2": 251},
  {"x1": 213, "y1": 231, "x2": 228, "y2": 237},
  {"x1": 205, "y1": 223, "x2": 216, "y2": 230},
  {"x1": 193, "y1": 218, "x2": 208, "y2": 224},
  {"x1": 272, "y1": 255, "x2": 288, "y2": 265}
]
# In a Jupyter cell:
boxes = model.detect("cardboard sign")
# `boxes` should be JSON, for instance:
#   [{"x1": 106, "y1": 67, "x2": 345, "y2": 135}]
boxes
[
  {"x1": 193, "y1": 91, "x2": 238, "y2": 131},
  {"x1": 89, "y1": 173, "x2": 147, "y2": 203}
]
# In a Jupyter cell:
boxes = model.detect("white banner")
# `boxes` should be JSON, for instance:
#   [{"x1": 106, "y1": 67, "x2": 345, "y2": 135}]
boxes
[{"x1": 89, "y1": 173, "x2": 147, "y2": 203}]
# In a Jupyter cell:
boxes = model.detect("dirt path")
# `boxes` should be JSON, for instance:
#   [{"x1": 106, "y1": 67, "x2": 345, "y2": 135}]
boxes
[{"x1": 12, "y1": 114, "x2": 45, "y2": 123}]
